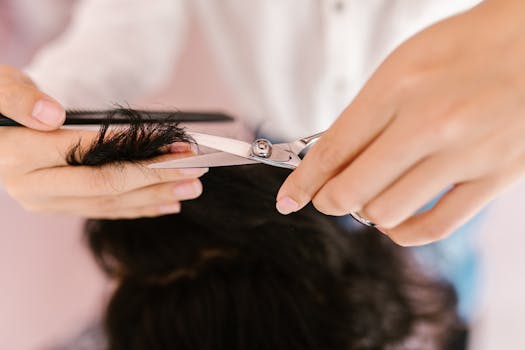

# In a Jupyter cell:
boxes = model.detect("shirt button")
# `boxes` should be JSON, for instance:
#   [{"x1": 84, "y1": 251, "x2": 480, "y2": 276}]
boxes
[{"x1": 334, "y1": 1, "x2": 345, "y2": 12}]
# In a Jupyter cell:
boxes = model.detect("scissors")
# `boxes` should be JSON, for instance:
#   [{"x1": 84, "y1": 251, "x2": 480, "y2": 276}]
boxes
[{"x1": 149, "y1": 131, "x2": 376, "y2": 227}]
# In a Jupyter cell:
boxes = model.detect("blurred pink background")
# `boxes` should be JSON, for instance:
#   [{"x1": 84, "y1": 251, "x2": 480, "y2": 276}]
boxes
[
  {"x1": 0, "y1": 3, "x2": 106, "y2": 349},
  {"x1": 0, "y1": 1, "x2": 238, "y2": 349},
  {"x1": 2, "y1": 1, "x2": 525, "y2": 349}
]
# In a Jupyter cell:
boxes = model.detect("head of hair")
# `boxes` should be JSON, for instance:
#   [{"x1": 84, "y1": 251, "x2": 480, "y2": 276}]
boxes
[{"x1": 67, "y1": 109, "x2": 459, "y2": 350}]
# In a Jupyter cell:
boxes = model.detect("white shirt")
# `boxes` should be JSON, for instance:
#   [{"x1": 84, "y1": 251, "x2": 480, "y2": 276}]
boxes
[{"x1": 26, "y1": 0, "x2": 480, "y2": 140}]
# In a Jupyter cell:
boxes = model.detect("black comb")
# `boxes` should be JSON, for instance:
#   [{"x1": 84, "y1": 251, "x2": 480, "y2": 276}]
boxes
[{"x1": 0, "y1": 109, "x2": 233, "y2": 127}]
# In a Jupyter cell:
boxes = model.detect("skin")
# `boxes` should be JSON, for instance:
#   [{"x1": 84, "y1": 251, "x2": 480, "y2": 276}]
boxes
[
  {"x1": 2, "y1": 0, "x2": 524, "y2": 237},
  {"x1": 0, "y1": 65, "x2": 206, "y2": 219},
  {"x1": 277, "y1": 0, "x2": 525, "y2": 246}
]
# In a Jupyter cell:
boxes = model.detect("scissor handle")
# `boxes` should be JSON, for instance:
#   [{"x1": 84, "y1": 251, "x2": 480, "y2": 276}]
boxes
[
  {"x1": 299, "y1": 131, "x2": 324, "y2": 147},
  {"x1": 0, "y1": 110, "x2": 234, "y2": 127},
  {"x1": 285, "y1": 131, "x2": 324, "y2": 156}
]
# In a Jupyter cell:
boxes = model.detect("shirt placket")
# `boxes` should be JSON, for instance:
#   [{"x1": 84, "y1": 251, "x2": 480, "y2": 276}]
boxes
[{"x1": 322, "y1": 0, "x2": 355, "y2": 122}]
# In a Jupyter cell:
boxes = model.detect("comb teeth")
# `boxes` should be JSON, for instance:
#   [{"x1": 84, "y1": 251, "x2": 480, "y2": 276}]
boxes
[
  {"x1": 64, "y1": 109, "x2": 235, "y2": 122},
  {"x1": 0, "y1": 109, "x2": 234, "y2": 127}
]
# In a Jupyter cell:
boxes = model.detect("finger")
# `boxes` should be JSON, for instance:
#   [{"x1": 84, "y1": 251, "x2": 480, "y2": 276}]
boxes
[
  {"x1": 85, "y1": 202, "x2": 182, "y2": 219},
  {"x1": 112, "y1": 178, "x2": 203, "y2": 207},
  {"x1": 361, "y1": 142, "x2": 506, "y2": 229},
  {"x1": 0, "y1": 128, "x2": 100, "y2": 173},
  {"x1": 311, "y1": 117, "x2": 434, "y2": 216},
  {"x1": 0, "y1": 65, "x2": 65, "y2": 129},
  {"x1": 276, "y1": 79, "x2": 397, "y2": 214},
  {"x1": 12, "y1": 152, "x2": 208, "y2": 197},
  {"x1": 41, "y1": 180, "x2": 203, "y2": 214},
  {"x1": 385, "y1": 166, "x2": 522, "y2": 246},
  {"x1": 0, "y1": 126, "x2": 194, "y2": 173},
  {"x1": 360, "y1": 154, "x2": 459, "y2": 229}
]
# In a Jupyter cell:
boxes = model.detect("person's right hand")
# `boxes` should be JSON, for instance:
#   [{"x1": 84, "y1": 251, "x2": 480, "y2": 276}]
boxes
[{"x1": 0, "y1": 65, "x2": 207, "y2": 218}]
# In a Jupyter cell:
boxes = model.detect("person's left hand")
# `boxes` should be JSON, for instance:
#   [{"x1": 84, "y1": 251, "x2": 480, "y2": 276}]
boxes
[{"x1": 277, "y1": 0, "x2": 525, "y2": 246}]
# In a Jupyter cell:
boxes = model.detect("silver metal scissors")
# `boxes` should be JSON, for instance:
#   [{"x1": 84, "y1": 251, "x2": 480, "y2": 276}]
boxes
[
  {"x1": 149, "y1": 131, "x2": 322, "y2": 170},
  {"x1": 149, "y1": 131, "x2": 376, "y2": 227}
]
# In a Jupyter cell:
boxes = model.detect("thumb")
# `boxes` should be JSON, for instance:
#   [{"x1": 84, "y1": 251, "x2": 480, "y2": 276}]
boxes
[{"x1": 0, "y1": 65, "x2": 65, "y2": 130}]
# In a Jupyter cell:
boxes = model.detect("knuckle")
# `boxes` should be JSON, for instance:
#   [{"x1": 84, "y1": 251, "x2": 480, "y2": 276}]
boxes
[
  {"x1": 425, "y1": 223, "x2": 453, "y2": 242},
  {"x1": 0, "y1": 83, "x2": 22, "y2": 97},
  {"x1": 387, "y1": 234, "x2": 413, "y2": 247},
  {"x1": 109, "y1": 212, "x2": 133, "y2": 220},
  {"x1": 154, "y1": 184, "x2": 173, "y2": 202},
  {"x1": 148, "y1": 184, "x2": 176, "y2": 204},
  {"x1": 19, "y1": 200, "x2": 46, "y2": 214},
  {"x1": 88, "y1": 168, "x2": 125, "y2": 195},
  {"x1": 0, "y1": 83, "x2": 34, "y2": 106},
  {"x1": 85, "y1": 175, "x2": 106, "y2": 194},
  {"x1": 0, "y1": 83, "x2": 15, "y2": 108},
  {"x1": 154, "y1": 185, "x2": 174, "y2": 205},
  {"x1": 97, "y1": 195, "x2": 121, "y2": 211},
  {"x1": 310, "y1": 141, "x2": 348, "y2": 175},
  {"x1": 88, "y1": 209, "x2": 129, "y2": 220},
  {"x1": 0, "y1": 129, "x2": 33, "y2": 166},
  {"x1": 136, "y1": 207, "x2": 162, "y2": 219},
  {"x1": 312, "y1": 189, "x2": 348, "y2": 216},
  {"x1": 362, "y1": 202, "x2": 392, "y2": 228},
  {"x1": 425, "y1": 111, "x2": 466, "y2": 145},
  {"x1": 94, "y1": 211, "x2": 118, "y2": 219},
  {"x1": 387, "y1": 214, "x2": 455, "y2": 247},
  {"x1": 177, "y1": 181, "x2": 203, "y2": 200},
  {"x1": 143, "y1": 210, "x2": 164, "y2": 218},
  {"x1": 0, "y1": 152, "x2": 21, "y2": 170},
  {"x1": 395, "y1": 72, "x2": 421, "y2": 98},
  {"x1": 407, "y1": 223, "x2": 450, "y2": 246},
  {"x1": 431, "y1": 121, "x2": 460, "y2": 144},
  {"x1": 147, "y1": 168, "x2": 167, "y2": 182},
  {"x1": 313, "y1": 180, "x2": 367, "y2": 216},
  {"x1": 282, "y1": 173, "x2": 314, "y2": 205},
  {"x1": 4, "y1": 179, "x2": 27, "y2": 199},
  {"x1": 145, "y1": 167, "x2": 185, "y2": 186},
  {"x1": 193, "y1": 180, "x2": 203, "y2": 196},
  {"x1": 292, "y1": 181, "x2": 311, "y2": 201},
  {"x1": 88, "y1": 212, "x2": 115, "y2": 220}
]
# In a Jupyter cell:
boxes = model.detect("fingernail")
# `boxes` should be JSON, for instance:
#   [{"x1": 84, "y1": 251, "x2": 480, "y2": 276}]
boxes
[
  {"x1": 32, "y1": 99, "x2": 65, "y2": 127},
  {"x1": 276, "y1": 196, "x2": 299, "y2": 215},
  {"x1": 170, "y1": 142, "x2": 191, "y2": 153},
  {"x1": 159, "y1": 203, "x2": 181, "y2": 214},
  {"x1": 174, "y1": 182, "x2": 198, "y2": 198},
  {"x1": 180, "y1": 167, "x2": 209, "y2": 176}
]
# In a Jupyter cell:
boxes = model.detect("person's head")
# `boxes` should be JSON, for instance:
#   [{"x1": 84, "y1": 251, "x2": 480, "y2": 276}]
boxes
[{"x1": 68, "y1": 111, "x2": 459, "y2": 350}]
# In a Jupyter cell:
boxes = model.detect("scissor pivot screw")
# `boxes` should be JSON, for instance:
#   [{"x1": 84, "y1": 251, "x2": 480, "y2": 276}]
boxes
[{"x1": 251, "y1": 139, "x2": 273, "y2": 158}]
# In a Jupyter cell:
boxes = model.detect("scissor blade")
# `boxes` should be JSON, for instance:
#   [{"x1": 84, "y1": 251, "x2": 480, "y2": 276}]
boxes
[
  {"x1": 188, "y1": 132, "x2": 253, "y2": 158},
  {"x1": 149, "y1": 152, "x2": 258, "y2": 169}
]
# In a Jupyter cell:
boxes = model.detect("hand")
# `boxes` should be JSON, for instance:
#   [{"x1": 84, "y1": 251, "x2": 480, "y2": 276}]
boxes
[
  {"x1": 0, "y1": 65, "x2": 206, "y2": 218},
  {"x1": 277, "y1": 0, "x2": 525, "y2": 246},
  {"x1": 0, "y1": 126, "x2": 207, "y2": 218},
  {"x1": 0, "y1": 65, "x2": 65, "y2": 129}
]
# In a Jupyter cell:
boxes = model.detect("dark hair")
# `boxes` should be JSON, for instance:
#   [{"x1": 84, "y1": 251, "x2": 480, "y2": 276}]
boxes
[{"x1": 67, "y1": 111, "x2": 459, "y2": 350}]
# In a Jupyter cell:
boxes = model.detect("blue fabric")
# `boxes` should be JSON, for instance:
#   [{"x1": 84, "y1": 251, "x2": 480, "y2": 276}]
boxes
[
  {"x1": 338, "y1": 212, "x2": 484, "y2": 322},
  {"x1": 411, "y1": 212, "x2": 484, "y2": 321},
  {"x1": 338, "y1": 199, "x2": 485, "y2": 321},
  {"x1": 410, "y1": 192, "x2": 485, "y2": 321}
]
